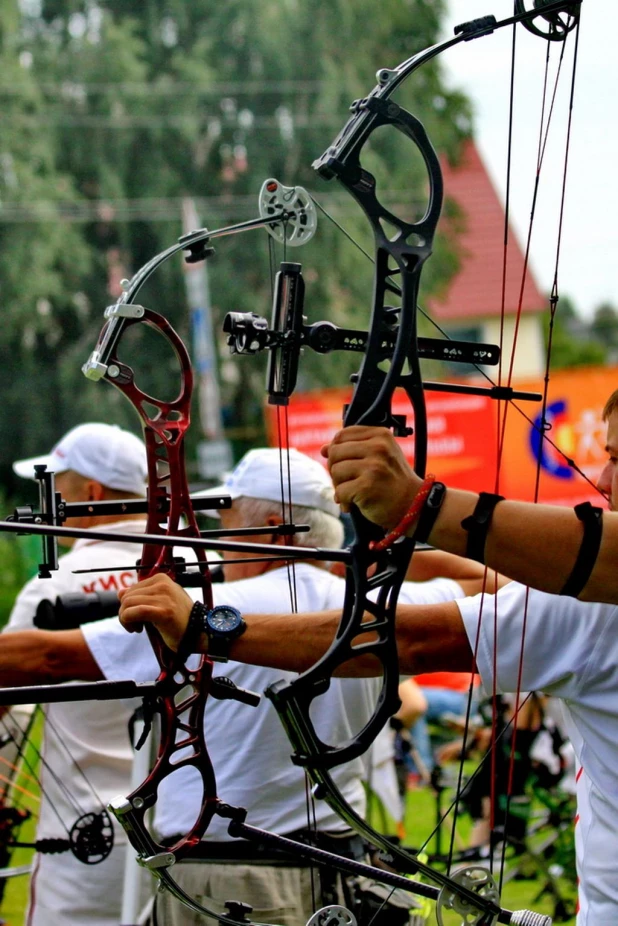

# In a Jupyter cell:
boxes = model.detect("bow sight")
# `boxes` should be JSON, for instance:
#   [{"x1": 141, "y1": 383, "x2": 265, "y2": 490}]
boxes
[
  {"x1": 224, "y1": 262, "x2": 543, "y2": 419},
  {"x1": 7, "y1": 463, "x2": 232, "y2": 580}
]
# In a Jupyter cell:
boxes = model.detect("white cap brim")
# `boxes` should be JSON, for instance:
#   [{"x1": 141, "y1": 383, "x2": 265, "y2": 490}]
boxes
[{"x1": 13, "y1": 454, "x2": 69, "y2": 480}]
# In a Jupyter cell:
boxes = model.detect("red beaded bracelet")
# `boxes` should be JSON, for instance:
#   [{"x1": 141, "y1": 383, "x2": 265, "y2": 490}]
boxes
[{"x1": 369, "y1": 474, "x2": 436, "y2": 552}]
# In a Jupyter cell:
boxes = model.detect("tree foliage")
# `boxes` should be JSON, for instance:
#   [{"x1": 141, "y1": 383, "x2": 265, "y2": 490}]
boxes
[
  {"x1": 0, "y1": 0, "x2": 471, "y2": 493},
  {"x1": 546, "y1": 295, "x2": 610, "y2": 371}
]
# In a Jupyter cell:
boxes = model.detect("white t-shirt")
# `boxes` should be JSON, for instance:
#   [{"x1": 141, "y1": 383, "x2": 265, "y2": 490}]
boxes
[
  {"x1": 85, "y1": 565, "x2": 464, "y2": 840},
  {"x1": 5, "y1": 521, "x2": 145, "y2": 843},
  {"x1": 457, "y1": 582, "x2": 618, "y2": 926}
]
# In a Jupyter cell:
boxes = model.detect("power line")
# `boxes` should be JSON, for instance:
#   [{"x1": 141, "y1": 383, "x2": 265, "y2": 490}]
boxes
[
  {"x1": 5, "y1": 112, "x2": 345, "y2": 130},
  {"x1": 0, "y1": 192, "x2": 426, "y2": 224},
  {"x1": 0, "y1": 80, "x2": 326, "y2": 97}
]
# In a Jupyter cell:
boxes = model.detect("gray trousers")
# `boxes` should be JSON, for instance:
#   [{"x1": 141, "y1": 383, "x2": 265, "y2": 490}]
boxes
[{"x1": 151, "y1": 861, "x2": 345, "y2": 926}]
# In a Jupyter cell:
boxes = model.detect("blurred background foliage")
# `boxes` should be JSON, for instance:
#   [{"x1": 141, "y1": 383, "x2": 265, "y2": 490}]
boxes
[
  {"x1": 0, "y1": 0, "x2": 471, "y2": 494},
  {"x1": 1, "y1": 0, "x2": 613, "y2": 607}
]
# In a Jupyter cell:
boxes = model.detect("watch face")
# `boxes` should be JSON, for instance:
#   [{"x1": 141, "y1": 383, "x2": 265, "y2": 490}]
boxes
[{"x1": 208, "y1": 605, "x2": 242, "y2": 634}]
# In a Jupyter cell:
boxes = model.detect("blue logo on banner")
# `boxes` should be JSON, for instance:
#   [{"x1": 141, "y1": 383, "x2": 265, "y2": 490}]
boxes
[{"x1": 529, "y1": 399, "x2": 573, "y2": 480}]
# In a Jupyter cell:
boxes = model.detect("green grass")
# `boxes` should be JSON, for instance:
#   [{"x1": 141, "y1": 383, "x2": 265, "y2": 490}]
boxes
[
  {"x1": 0, "y1": 712, "x2": 42, "y2": 926},
  {"x1": 0, "y1": 821, "x2": 37, "y2": 926},
  {"x1": 368, "y1": 779, "x2": 577, "y2": 924}
]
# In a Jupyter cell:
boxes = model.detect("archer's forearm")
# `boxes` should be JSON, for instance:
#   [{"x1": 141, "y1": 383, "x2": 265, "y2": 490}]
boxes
[
  {"x1": 118, "y1": 574, "x2": 475, "y2": 676},
  {"x1": 229, "y1": 601, "x2": 473, "y2": 677},
  {"x1": 0, "y1": 629, "x2": 103, "y2": 686},
  {"x1": 419, "y1": 491, "x2": 615, "y2": 601},
  {"x1": 405, "y1": 549, "x2": 485, "y2": 583}
]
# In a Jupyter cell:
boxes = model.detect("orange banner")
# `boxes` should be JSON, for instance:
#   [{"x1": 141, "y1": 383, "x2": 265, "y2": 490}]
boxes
[{"x1": 265, "y1": 366, "x2": 617, "y2": 508}]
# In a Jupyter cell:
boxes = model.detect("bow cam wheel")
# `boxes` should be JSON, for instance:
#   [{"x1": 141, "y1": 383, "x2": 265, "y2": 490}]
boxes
[
  {"x1": 515, "y1": 0, "x2": 580, "y2": 41},
  {"x1": 305, "y1": 906, "x2": 357, "y2": 926},
  {"x1": 436, "y1": 865, "x2": 500, "y2": 925},
  {"x1": 69, "y1": 809, "x2": 114, "y2": 864}
]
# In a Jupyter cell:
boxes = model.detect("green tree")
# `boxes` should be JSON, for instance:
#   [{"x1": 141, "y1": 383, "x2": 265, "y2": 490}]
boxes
[
  {"x1": 3, "y1": 0, "x2": 471, "y2": 486},
  {"x1": 0, "y1": 0, "x2": 92, "y2": 490},
  {"x1": 590, "y1": 301, "x2": 618, "y2": 362},
  {"x1": 546, "y1": 296, "x2": 607, "y2": 370}
]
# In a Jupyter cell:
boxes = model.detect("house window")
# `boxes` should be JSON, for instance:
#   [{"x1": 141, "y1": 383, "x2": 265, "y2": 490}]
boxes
[{"x1": 442, "y1": 325, "x2": 490, "y2": 377}]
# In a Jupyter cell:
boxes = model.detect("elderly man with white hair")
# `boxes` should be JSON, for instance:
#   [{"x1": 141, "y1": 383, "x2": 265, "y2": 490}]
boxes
[
  {"x1": 78, "y1": 446, "x2": 488, "y2": 926},
  {"x1": 0, "y1": 444, "x2": 488, "y2": 925}
]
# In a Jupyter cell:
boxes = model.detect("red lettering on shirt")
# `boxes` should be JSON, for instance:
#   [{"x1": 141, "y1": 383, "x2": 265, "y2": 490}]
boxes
[
  {"x1": 81, "y1": 572, "x2": 137, "y2": 595},
  {"x1": 99, "y1": 575, "x2": 119, "y2": 592}
]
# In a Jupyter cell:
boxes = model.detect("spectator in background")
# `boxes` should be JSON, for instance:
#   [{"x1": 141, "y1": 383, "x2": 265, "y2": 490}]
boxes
[{"x1": 407, "y1": 671, "x2": 480, "y2": 775}]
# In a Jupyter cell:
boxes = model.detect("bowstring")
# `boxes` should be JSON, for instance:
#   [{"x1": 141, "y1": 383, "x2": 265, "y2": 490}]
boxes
[
  {"x1": 266, "y1": 227, "x2": 322, "y2": 914},
  {"x1": 267, "y1": 231, "x2": 299, "y2": 615},
  {"x1": 0, "y1": 710, "x2": 39, "y2": 809},
  {"x1": 0, "y1": 707, "x2": 39, "y2": 877},
  {"x1": 490, "y1": 5, "x2": 582, "y2": 890},
  {"x1": 307, "y1": 5, "x2": 583, "y2": 898},
  {"x1": 414, "y1": 8, "x2": 581, "y2": 887},
  {"x1": 0, "y1": 707, "x2": 107, "y2": 848},
  {"x1": 415, "y1": 692, "x2": 534, "y2": 857},
  {"x1": 485, "y1": 9, "x2": 520, "y2": 883}
]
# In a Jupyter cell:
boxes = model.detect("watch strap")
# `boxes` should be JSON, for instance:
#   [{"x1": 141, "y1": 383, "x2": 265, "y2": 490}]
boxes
[
  {"x1": 414, "y1": 481, "x2": 447, "y2": 544},
  {"x1": 207, "y1": 631, "x2": 234, "y2": 663},
  {"x1": 178, "y1": 600, "x2": 208, "y2": 660}
]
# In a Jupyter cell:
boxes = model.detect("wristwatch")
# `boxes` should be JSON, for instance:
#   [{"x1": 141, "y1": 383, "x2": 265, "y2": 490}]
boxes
[{"x1": 202, "y1": 604, "x2": 246, "y2": 662}]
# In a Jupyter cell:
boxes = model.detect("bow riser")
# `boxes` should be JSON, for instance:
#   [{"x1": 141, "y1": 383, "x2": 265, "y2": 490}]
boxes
[
  {"x1": 113, "y1": 663, "x2": 220, "y2": 864},
  {"x1": 95, "y1": 308, "x2": 213, "y2": 604},
  {"x1": 85, "y1": 304, "x2": 224, "y2": 871},
  {"x1": 268, "y1": 95, "x2": 443, "y2": 769}
]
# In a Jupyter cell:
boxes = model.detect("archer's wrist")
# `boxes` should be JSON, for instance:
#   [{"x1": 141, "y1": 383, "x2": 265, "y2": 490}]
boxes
[{"x1": 406, "y1": 487, "x2": 479, "y2": 556}]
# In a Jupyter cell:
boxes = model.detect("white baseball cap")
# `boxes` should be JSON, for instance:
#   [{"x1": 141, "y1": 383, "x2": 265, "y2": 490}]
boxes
[
  {"x1": 207, "y1": 447, "x2": 339, "y2": 518},
  {"x1": 13, "y1": 423, "x2": 148, "y2": 495}
]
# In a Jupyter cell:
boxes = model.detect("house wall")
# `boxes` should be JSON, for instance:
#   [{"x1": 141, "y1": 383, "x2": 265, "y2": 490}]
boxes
[{"x1": 481, "y1": 314, "x2": 546, "y2": 379}]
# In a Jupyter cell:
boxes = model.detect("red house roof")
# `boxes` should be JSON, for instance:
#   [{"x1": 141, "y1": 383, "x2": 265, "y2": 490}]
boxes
[{"x1": 429, "y1": 139, "x2": 546, "y2": 321}]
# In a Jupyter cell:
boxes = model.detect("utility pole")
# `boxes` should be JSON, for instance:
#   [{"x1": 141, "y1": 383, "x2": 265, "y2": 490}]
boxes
[{"x1": 181, "y1": 198, "x2": 233, "y2": 481}]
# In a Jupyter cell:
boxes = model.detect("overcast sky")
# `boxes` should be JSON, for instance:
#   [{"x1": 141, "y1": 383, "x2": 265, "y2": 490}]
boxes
[{"x1": 441, "y1": 1, "x2": 616, "y2": 319}]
